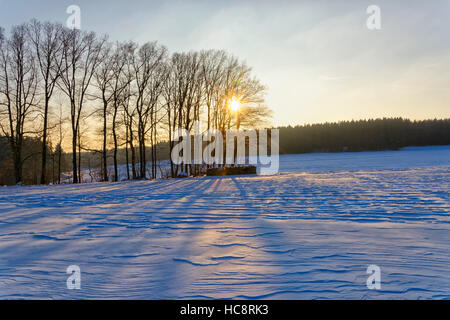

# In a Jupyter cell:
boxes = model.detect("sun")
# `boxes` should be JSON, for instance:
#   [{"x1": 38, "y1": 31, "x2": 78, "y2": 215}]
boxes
[{"x1": 229, "y1": 97, "x2": 241, "y2": 112}]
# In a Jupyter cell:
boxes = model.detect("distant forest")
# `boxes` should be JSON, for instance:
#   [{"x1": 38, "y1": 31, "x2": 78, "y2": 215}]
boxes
[{"x1": 278, "y1": 118, "x2": 450, "y2": 154}]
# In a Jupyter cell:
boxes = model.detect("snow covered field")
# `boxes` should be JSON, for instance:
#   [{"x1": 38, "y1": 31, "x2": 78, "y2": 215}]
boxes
[{"x1": 0, "y1": 146, "x2": 449, "y2": 299}]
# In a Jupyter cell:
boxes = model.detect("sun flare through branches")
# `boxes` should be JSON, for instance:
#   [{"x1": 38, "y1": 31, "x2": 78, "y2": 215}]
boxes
[{"x1": 229, "y1": 97, "x2": 241, "y2": 112}]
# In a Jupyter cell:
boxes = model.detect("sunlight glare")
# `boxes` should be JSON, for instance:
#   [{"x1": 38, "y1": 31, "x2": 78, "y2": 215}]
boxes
[{"x1": 230, "y1": 97, "x2": 241, "y2": 112}]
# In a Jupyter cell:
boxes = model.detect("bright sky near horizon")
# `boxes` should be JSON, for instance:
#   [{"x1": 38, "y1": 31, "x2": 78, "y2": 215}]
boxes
[{"x1": 1, "y1": 0, "x2": 449, "y2": 126}]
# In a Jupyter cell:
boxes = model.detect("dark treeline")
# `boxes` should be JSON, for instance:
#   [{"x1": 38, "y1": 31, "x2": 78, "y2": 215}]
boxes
[
  {"x1": 278, "y1": 118, "x2": 450, "y2": 154},
  {"x1": 0, "y1": 136, "x2": 69, "y2": 185}
]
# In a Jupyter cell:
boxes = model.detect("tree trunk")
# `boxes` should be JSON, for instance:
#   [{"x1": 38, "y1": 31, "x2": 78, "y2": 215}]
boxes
[
  {"x1": 52, "y1": 152, "x2": 55, "y2": 184},
  {"x1": 129, "y1": 123, "x2": 137, "y2": 179},
  {"x1": 57, "y1": 146, "x2": 62, "y2": 184},
  {"x1": 13, "y1": 148, "x2": 22, "y2": 184},
  {"x1": 78, "y1": 130, "x2": 81, "y2": 183},
  {"x1": 139, "y1": 121, "x2": 146, "y2": 179},
  {"x1": 125, "y1": 123, "x2": 130, "y2": 180},
  {"x1": 72, "y1": 132, "x2": 78, "y2": 183},
  {"x1": 40, "y1": 97, "x2": 49, "y2": 184},
  {"x1": 112, "y1": 108, "x2": 118, "y2": 182},
  {"x1": 102, "y1": 97, "x2": 108, "y2": 182}
]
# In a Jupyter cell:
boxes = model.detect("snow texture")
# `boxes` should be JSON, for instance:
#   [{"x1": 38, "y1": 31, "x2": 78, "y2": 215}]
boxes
[{"x1": 0, "y1": 146, "x2": 449, "y2": 299}]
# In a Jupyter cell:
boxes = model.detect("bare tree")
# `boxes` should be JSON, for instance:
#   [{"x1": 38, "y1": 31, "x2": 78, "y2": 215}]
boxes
[
  {"x1": 54, "y1": 103, "x2": 66, "y2": 184},
  {"x1": 27, "y1": 20, "x2": 65, "y2": 184},
  {"x1": 0, "y1": 25, "x2": 39, "y2": 184},
  {"x1": 164, "y1": 52, "x2": 205, "y2": 176},
  {"x1": 162, "y1": 59, "x2": 179, "y2": 177},
  {"x1": 131, "y1": 41, "x2": 167, "y2": 179},
  {"x1": 94, "y1": 42, "x2": 114, "y2": 181},
  {"x1": 122, "y1": 81, "x2": 138, "y2": 179},
  {"x1": 200, "y1": 50, "x2": 227, "y2": 131},
  {"x1": 109, "y1": 42, "x2": 134, "y2": 182},
  {"x1": 58, "y1": 28, "x2": 106, "y2": 183}
]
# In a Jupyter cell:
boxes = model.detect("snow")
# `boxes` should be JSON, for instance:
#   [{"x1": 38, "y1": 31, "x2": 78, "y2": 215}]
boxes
[
  {"x1": 280, "y1": 145, "x2": 450, "y2": 173},
  {"x1": 71, "y1": 162, "x2": 171, "y2": 183},
  {"x1": 0, "y1": 145, "x2": 449, "y2": 299}
]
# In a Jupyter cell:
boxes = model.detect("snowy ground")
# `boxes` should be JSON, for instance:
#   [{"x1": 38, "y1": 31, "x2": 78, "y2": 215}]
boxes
[{"x1": 0, "y1": 146, "x2": 449, "y2": 299}]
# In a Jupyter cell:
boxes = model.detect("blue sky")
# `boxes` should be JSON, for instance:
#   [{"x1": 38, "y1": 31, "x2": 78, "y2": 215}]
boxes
[{"x1": 1, "y1": 0, "x2": 449, "y2": 126}]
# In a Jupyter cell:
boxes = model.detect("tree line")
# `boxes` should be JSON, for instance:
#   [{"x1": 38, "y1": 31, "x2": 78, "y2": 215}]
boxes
[
  {"x1": 278, "y1": 118, "x2": 450, "y2": 154},
  {"x1": 0, "y1": 20, "x2": 271, "y2": 185}
]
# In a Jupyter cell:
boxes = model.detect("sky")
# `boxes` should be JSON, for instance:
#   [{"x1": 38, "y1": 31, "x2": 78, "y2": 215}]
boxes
[{"x1": 1, "y1": 0, "x2": 449, "y2": 126}]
